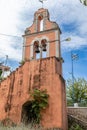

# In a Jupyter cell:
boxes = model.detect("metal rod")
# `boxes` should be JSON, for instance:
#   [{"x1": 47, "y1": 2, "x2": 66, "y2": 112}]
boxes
[
  {"x1": 71, "y1": 51, "x2": 74, "y2": 103},
  {"x1": 71, "y1": 52, "x2": 78, "y2": 104}
]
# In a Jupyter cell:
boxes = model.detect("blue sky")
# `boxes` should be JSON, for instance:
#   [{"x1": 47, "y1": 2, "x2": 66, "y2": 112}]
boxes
[{"x1": 0, "y1": 0, "x2": 87, "y2": 81}]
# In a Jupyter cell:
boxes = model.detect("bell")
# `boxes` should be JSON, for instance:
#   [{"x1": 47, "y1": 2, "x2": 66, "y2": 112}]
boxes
[
  {"x1": 42, "y1": 44, "x2": 47, "y2": 51},
  {"x1": 42, "y1": 46, "x2": 47, "y2": 51},
  {"x1": 35, "y1": 46, "x2": 40, "y2": 53}
]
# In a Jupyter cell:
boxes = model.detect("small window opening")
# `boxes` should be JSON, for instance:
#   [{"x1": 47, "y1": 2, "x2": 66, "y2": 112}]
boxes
[
  {"x1": 38, "y1": 15, "x2": 43, "y2": 31},
  {"x1": 40, "y1": 19, "x2": 43, "y2": 31}
]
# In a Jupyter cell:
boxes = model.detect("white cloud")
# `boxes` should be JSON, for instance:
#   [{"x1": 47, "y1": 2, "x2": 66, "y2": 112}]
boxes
[
  {"x1": 0, "y1": 35, "x2": 22, "y2": 61},
  {"x1": 78, "y1": 22, "x2": 87, "y2": 35},
  {"x1": 61, "y1": 33, "x2": 87, "y2": 51},
  {"x1": 0, "y1": 0, "x2": 87, "y2": 63}
]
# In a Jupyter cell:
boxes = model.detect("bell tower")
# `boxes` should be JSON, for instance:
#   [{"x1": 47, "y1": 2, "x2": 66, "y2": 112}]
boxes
[
  {"x1": 22, "y1": 8, "x2": 61, "y2": 60},
  {"x1": 22, "y1": 8, "x2": 67, "y2": 130}
]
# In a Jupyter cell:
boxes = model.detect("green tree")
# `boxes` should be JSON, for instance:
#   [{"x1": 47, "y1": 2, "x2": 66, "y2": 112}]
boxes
[
  {"x1": 80, "y1": 0, "x2": 87, "y2": 6},
  {"x1": 0, "y1": 69, "x2": 2, "y2": 77},
  {"x1": 0, "y1": 69, "x2": 2, "y2": 81},
  {"x1": 66, "y1": 78, "x2": 87, "y2": 106}
]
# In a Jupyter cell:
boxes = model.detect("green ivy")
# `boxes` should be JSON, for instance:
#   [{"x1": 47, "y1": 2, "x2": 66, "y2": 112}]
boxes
[{"x1": 30, "y1": 89, "x2": 49, "y2": 124}]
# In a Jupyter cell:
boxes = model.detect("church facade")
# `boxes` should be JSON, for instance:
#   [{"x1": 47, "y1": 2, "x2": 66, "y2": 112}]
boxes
[{"x1": 0, "y1": 8, "x2": 67, "y2": 130}]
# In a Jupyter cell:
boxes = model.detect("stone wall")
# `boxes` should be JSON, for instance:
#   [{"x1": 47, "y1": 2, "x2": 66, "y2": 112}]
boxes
[
  {"x1": 67, "y1": 107, "x2": 87, "y2": 129},
  {"x1": 67, "y1": 107, "x2": 87, "y2": 123}
]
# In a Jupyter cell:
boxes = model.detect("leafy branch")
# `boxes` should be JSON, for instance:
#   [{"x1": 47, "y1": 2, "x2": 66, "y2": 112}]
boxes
[{"x1": 30, "y1": 89, "x2": 49, "y2": 124}]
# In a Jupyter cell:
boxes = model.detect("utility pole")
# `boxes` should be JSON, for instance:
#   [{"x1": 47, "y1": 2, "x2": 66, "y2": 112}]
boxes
[
  {"x1": 5, "y1": 55, "x2": 8, "y2": 65},
  {"x1": 71, "y1": 52, "x2": 78, "y2": 105}
]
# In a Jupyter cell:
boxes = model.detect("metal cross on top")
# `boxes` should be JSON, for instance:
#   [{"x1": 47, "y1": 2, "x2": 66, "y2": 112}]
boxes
[{"x1": 39, "y1": 0, "x2": 47, "y2": 8}]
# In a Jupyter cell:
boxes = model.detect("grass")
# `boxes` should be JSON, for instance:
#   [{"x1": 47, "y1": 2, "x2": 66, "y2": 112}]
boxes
[{"x1": 0, "y1": 123, "x2": 43, "y2": 130}]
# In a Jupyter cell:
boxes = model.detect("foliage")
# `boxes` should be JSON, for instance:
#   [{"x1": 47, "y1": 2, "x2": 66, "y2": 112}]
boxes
[
  {"x1": 30, "y1": 89, "x2": 49, "y2": 124},
  {"x1": 68, "y1": 115, "x2": 84, "y2": 130},
  {"x1": 0, "y1": 76, "x2": 3, "y2": 81},
  {"x1": 80, "y1": 0, "x2": 87, "y2": 6},
  {"x1": 1, "y1": 118, "x2": 16, "y2": 127},
  {"x1": 0, "y1": 122, "x2": 43, "y2": 130},
  {"x1": 0, "y1": 69, "x2": 3, "y2": 81},
  {"x1": 0, "y1": 69, "x2": 2, "y2": 77},
  {"x1": 68, "y1": 123, "x2": 83, "y2": 130},
  {"x1": 19, "y1": 60, "x2": 25, "y2": 65},
  {"x1": 0, "y1": 123, "x2": 61, "y2": 130},
  {"x1": 66, "y1": 78, "x2": 87, "y2": 106}
]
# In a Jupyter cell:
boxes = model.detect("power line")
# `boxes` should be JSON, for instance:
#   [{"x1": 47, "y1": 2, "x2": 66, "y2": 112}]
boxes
[{"x1": 0, "y1": 33, "x2": 21, "y2": 38}]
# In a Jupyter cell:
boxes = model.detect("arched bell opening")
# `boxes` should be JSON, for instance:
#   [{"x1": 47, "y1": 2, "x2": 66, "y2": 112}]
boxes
[
  {"x1": 21, "y1": 101, "x2": 36, "y2": 125},
  {"x1": 41, "y1": 39, "x2": 47, "y2": 58},
  {"x1": 34, "y1": 40, "x2": 40, "y2": 59},
  {"x1": 32, "y1": 39, "x2": 48, "y2": 59}
]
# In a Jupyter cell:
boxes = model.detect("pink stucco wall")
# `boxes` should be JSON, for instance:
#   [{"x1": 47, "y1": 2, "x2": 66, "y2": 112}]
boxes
[{"x1": 0, "y1": 57, "x2": 67, "y2": 130}]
